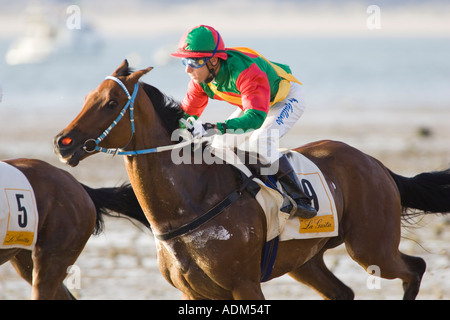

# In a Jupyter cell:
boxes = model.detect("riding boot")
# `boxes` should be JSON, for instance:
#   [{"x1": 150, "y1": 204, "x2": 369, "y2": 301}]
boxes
[{"x1": 275, "y1": 155, "x2": 317, "y2": 219}]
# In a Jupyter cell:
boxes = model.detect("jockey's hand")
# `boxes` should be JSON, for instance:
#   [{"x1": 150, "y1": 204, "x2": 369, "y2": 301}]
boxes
[
  {"x1": 190, "y1": 120, "x2": 206, "y2": 137},
  {"x1": 202, "y1": 123, "x2": 219, "y2": 137},
  {"x1": 187, "y1": 117, "x2": 219, "y2": 138},
  {"x1": 184, "y1": 117, "x2": 204, "y2": 137}
]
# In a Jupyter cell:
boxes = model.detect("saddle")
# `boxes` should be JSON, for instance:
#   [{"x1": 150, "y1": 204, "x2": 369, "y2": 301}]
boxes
[
  {"x1": 179, "y1": 135, "x2": 338, "y2": 240},
  {"x1": 203, "y1": 142, "x2": 338, "y2": 240}
]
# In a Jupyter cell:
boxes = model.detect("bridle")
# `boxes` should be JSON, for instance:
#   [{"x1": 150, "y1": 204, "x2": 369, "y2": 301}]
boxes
[
  {"x1": 82, "y1": 76, "x2": 138, "y2": 155},
  {"x1": 82, "y1": 76, "x2": 195, "y2": 156}
]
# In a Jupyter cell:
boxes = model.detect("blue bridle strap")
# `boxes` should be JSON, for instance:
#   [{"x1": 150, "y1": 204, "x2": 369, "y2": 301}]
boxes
[
  {"x1": 105, "y1": 76, "x2": 131, "y2": 99},
  {"x1": 96, "y1": 81, "x2": 137, "y2": 144},
  {"x1": 83, "y1": 76, "x2": 139, "y2": 155},
  {"x1": 84, "y1": 76, "x2": 195, "y2": 156}
]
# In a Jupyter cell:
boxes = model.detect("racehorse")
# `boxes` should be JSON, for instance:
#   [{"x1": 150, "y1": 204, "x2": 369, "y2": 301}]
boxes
[
  {"x1": 0, "y1": 158, "x2": 148, "y2": 299},
  {"x1": 54, "y1": 60, "x2": 450, "y2": 300}
]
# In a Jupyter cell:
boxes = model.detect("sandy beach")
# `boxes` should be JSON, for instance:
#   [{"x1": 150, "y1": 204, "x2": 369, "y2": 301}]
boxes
[{"x1": 0, "y1": 106, "x2": 449, "y2": 300}]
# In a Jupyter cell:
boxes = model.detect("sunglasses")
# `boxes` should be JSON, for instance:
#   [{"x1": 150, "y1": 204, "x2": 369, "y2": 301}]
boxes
[
  {"x1": 181, "y1": 31, "x2": 221, "y2": 69},
  {"x1": 182, "y1": 57, "x2": 211, "y2": 69}
]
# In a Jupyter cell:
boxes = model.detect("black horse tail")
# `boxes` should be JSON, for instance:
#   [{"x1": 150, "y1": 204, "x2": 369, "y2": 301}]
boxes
[
  {"x1": 388, "y1": 168, "x2": 450, "y2": 221},
  {"x1": 81, "y1": 183, "x2": 150, "y2": 235}
]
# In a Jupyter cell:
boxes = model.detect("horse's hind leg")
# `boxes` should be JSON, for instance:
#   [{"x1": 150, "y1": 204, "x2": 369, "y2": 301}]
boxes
[
  {"x1": 289, "y1": 249, "x2": 354, "y2": 300},
  {"x1": 9, "y1": 250, "x2": 33, "y2": 286},
  {"x1": 344, "y1": 221, "x2": 426, "y2": 300},
  {"x1": 338, "y1": 158, "x2": 427, "y2": 299},
  {"x1": 10, "y1": 250, "x2": 75, "y2": 299},
  {"x1": 349, "y1": 249, "x2": 425, "y2": 299},
  {"x1": 399, "y1": 253, "x2": 426, "y2": 300},
  {"x1": 32, "y1": 252, "x2": 79, "y2": 300}
]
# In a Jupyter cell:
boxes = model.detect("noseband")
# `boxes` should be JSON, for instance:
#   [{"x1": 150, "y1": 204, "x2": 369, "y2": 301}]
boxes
[{"x1": 83, "y1": 76, "x2": 195, "y2": 156}]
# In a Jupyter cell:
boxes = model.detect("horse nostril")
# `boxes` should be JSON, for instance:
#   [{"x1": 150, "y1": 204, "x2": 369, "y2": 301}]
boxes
[
  {"x1": 57, "y1": 135, "x2": 73, "y2": 148},
  {"x1": 61, "y1": 137, "x2": 73, "y2": 146}
]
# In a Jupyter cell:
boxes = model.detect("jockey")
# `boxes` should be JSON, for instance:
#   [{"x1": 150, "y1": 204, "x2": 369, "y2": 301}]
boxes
[{"x1": 171, "y1": 25, "x2": 317, "y2": 219}]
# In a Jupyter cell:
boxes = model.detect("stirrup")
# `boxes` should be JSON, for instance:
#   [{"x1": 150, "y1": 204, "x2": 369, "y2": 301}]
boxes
[
  {"x1": 280, "y1": 194, "x2": 298, "y2": 218},
  {"x1": 281, "y1": 195, "x2": 317, "y2": 219}
]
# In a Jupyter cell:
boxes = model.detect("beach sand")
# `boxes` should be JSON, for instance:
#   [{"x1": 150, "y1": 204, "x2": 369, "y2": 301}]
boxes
[{"x1": 0, "y1": 106, "x2": 449, "y2": 299}]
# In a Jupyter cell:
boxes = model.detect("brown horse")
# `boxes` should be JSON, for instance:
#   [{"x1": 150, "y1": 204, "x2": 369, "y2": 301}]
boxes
[
  {"x1": 0, "y1": 158, "x2": 148, "y2": 299},
  {"x1": 54, "y1": 60, "x2": 450, "y2": 300}
]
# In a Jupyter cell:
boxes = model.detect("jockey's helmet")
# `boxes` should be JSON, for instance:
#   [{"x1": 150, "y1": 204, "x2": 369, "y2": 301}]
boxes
[{"x1": 171, "y1": 25, "x2": 227, "y2": 60}]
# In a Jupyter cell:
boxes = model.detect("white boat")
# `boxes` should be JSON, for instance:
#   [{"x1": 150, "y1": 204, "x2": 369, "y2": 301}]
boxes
[{"x1": 5, "y1": 1, "x2": 102, "y2": 65}]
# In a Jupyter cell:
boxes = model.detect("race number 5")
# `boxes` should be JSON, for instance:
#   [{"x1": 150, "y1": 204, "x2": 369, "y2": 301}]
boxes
[{"x1": 15, "y1": 194, "x2": 28, "y2": 228}]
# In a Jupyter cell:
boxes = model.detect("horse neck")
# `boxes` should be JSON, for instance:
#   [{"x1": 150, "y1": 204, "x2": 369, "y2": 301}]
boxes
[{"x1": 122, "y1": 91, "x2": 227, "y2": 234}]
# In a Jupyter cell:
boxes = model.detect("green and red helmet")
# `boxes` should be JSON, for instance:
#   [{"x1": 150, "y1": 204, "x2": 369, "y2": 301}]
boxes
[{"x1": 171, "y1": 25, "x2": 228, "y2": 60}]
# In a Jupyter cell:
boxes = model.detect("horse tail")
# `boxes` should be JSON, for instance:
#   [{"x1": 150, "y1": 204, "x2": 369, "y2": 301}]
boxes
[
  {"x1": 81, "y1": 183, "x2": 150, "y2": 235},
  {"x1": 388, "y1": 168, "x2": 450, "y2": 220}
]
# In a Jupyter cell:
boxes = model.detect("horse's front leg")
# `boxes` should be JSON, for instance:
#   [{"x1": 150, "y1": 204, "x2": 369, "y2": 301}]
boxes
[
  {"x1": 181, "y1": 292, "x2": 199, "y2": 300},
  {"x1": 231, "y1": 282, "x2": 265, "y2": 300}
]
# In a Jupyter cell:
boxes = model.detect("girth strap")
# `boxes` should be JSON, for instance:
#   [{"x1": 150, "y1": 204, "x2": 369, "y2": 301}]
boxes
[
  {"x1": 154, "y1": 174, "x2": 257, "y2": 241},
  {"x1": 260, "y1": 236, "x2": 279, "y2": 282},
  {"x1": 155, "y1": 190, "x2": 240, "y2": 241}
]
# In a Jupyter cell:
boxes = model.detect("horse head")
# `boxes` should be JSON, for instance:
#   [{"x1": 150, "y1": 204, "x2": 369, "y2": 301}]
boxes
[{"x1": 54, "y1": 60, "x2": 152, "y2": 166}]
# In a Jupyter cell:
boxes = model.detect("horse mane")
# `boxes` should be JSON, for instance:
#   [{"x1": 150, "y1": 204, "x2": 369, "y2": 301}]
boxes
[{"x1": 141, "y1": 82, "x2": 185, "y2": 133}]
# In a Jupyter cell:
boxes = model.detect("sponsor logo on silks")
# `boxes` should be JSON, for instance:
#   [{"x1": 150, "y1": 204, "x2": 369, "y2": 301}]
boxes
[{"x1": 275, "y1": 98, "x2": 298, "y2": 125}]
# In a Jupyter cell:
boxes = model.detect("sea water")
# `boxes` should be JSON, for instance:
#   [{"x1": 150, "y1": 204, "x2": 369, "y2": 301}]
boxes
[{"x1": 0, "y1": 35, "x2": 449, "y2": 119}]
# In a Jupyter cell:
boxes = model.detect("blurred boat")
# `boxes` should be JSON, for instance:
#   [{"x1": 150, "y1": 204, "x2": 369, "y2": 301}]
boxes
[{"x1": 5, "y1": 1, "x2": 102, "y2": 65}]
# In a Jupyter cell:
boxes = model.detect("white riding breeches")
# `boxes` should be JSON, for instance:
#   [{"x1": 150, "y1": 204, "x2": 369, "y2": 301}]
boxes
[{"x1": 211, "y1": 82, "x2": 306, "y2": 174}]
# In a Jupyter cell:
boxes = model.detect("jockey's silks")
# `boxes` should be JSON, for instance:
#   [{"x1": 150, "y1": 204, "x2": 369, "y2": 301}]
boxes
[
  {"x1": 207, "y1": 48, "x2": 302, "y2": 108},
  {"x1": 181, "y1": 47, "x2": 302, "y2": 132}
]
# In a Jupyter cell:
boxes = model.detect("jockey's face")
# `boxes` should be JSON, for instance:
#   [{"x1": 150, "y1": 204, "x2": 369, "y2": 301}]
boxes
[{"x1": 184, "y1": 57, "x2": 219, "y2": 84}]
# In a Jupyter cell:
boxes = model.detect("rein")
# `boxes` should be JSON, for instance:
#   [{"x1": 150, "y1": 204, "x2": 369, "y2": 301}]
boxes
[{"x1": 83, "y1": 76, "x2": 194, "y2": 156}]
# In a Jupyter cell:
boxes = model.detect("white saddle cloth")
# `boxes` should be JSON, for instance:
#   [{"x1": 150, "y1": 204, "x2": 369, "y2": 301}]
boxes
[{"x1": 0, "y1": 161, "x2": 39, "y2": 250}]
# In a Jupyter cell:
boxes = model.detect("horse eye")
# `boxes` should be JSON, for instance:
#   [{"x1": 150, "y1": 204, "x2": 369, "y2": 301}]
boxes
[{"x1": 107, "y1": 99, "x2": 118, "y2": 109}]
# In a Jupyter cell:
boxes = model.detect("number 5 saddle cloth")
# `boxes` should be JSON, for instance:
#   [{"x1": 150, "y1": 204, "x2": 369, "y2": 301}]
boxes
[{"x1": 0, "y1": 161, "x2": 39, "y2": 250}]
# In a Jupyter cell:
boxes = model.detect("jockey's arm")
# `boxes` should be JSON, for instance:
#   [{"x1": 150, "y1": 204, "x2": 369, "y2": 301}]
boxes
[
  {"x1": 181, "y1": 80, "x2": 209, "y2": 118},
  {"x1": 217, "y1": 65, "x2": 270, "y2": 133},
  {"x1": 217, "y1": 109, "x2": 266, "y2": 134}
]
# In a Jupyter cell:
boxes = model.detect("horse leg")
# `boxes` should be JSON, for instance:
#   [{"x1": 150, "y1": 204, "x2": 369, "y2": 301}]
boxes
[
  {"x1": 9, "y1": 250, "x2": 75, "y2": 299},
  {"x1": 29, "y1": 247, "x2": 80, "y2": 300},
  {"x1": 329, "y1": 152, "x2": 427, "y2": 299},
  {"x1": 288, "y1": 249, "x2": 355, "y2": 300},
  {"x1": 399, "y1": 253, "x2": 426, "y2": 300},
  {"x1": 344, "y1": 219, "x2": 426, "y2": 300},
  {"x1": 231, "y1": 282, "x2": 265, "y2": 300},
  {"x1": 9, "y1": 250, "x2": 33, "y2": 285},
  {"x1": 348, "y1": 248, "x2": 425, "y2": 299}
]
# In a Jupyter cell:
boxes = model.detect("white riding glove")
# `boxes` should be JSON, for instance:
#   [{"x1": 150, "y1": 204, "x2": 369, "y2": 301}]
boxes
[{"x1": 186, "y1": 117, "x2": 206, "y2": 138}]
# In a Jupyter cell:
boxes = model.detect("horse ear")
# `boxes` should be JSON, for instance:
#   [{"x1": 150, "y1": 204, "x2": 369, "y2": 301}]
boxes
[
  {"x1": 112, "y1": 59, "x2": 129, "y2": 76},
  {"x1": 128, "y1": 67, "x2": 153, "y2": 83}
]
